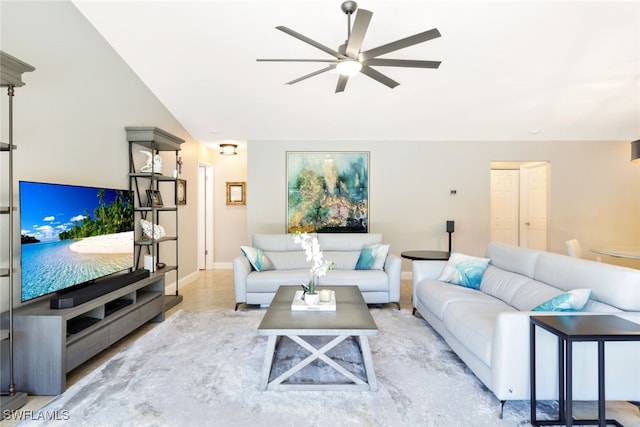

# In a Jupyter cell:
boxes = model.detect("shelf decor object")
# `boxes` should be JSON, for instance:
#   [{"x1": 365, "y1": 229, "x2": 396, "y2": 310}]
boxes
[
  {"x1": 0, "y1": 50, "x2": 35, "y2": 418},
  {"x1": 126, "y1": 127, "x2": 184, "y2": 310}
]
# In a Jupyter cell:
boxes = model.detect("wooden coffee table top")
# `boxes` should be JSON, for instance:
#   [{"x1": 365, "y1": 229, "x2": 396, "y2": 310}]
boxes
[{"x1": 257, "y1": 285, "x2": 378, "y2": 336}]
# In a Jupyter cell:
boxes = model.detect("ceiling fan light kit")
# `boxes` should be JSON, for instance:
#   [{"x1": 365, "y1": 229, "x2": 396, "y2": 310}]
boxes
[
  {"x1": 336, "y1": 59, "x2": 362, "y2": 76},
  {"x1": 257, "y1": 1, "x2": 442, "y2": 93}
]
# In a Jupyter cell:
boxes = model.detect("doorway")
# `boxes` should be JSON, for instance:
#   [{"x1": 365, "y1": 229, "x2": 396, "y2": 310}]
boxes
[
  {"x1": 198, "y1": 163, "x2": 214, "y2": 269},
  {"x1": 490, "y1": 161, "x2": 550, "y2": 250}
]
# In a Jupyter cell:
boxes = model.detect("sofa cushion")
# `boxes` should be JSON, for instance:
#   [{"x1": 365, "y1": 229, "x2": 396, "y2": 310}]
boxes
[
  {"x1": 319, "y1": 269, "x2": 390, "y2": 292},
  {"x1": 532, "y1": 288, "x2": 591, "y2": 312},
  {"x1": 479, "y1": 265, "x2": 531, "y2": 305},
  {"x1": 534, "y1": 251, "x2": 640, "y2": 311},
  {"x1": 240, "y1": 246, "x2": 274, "y2": 271},
  {"x1": 245, "y1": 269, "x2": 310, "y2": 292},
  {"x1": 322, "y1": 251, "x2": 360, "y2": 270},
  {"x1": 438, "y1": 252, "x2": 490, "y2": 289},
  {"x1": 264, "y1": 251, "x2": 310, "y2": 270},
  {"x1": 415, "y1": 279, "x2": 504, "y2": 320},
  {"x1": 443, "y1": 300, "x2": 517, "y2": 367},
  {"x1": 485, "y1": 241, "x2": 540, "y2": 278},
  {"x1": 317, "y1": 233, "x2": 382, "y2": 250},
  {"x1": 509, "y1": 280, "x2": 563, "y2": 311},
  {"x1": 355, "y1": 244, "x2": 390, "y2": 270},
  {"x1": 254, "y1": 233, "x2": 317, "y2": 251}
]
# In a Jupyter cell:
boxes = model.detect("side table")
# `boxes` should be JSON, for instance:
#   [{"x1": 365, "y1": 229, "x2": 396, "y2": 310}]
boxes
[
  {"x1": 530, "y1": 315, "x2": 640, "y2": 427},
  {"x1": 401, "y1": 250, "x2": 450, "y2": 261}
]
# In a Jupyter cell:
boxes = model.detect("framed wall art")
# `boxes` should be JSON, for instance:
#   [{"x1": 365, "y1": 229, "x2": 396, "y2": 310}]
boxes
[
  {"x1": 287, "y1": 151, "x2": 369, "y2": 233},
  {"x1": 177, "y1": 179, "x2": 187, "y2": 205},
  {"x1": 226, "y1": 181, "x2": 246, "y2": 205}
]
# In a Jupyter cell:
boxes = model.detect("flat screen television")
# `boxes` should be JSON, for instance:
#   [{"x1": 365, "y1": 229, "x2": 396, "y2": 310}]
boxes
[{"x1": 19, "y1": 181, "x2": 135, "y2": 303}]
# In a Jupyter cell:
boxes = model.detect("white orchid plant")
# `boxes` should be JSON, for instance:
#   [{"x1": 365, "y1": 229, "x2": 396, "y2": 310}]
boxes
[{"x1": 293, "y1": 233, "x2": 334, "y2": 295}]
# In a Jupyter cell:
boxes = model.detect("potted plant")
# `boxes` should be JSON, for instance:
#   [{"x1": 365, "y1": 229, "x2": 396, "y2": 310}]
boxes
[{"x1": 293, "y1": 233, "x2": 334, "y2": 305}]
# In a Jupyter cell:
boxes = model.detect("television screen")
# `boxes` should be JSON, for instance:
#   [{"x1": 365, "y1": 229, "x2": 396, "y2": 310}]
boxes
[{"x1": 19, "y1": 181, "x2": 135, "y2": 302}]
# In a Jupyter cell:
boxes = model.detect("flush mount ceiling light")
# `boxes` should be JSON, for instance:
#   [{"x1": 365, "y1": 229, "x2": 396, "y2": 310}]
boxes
[
  {"x1": 220, "y1": 143, "x2": 237, "y2": 156},
  {"x1": 257, "y1": 1, "x2": 441, "y2": 93}
]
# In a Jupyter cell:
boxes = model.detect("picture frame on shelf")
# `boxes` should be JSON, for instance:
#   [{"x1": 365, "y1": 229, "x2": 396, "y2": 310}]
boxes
[
  {"x1": 226, "y1": 181, "x2": 246, "y2": 205},
  {"x1": 177, "y1": 179, "x2": 187, "y2": 205},
  {"x1": 146, "y1": 189, "x2": 164, "y2": 207}
]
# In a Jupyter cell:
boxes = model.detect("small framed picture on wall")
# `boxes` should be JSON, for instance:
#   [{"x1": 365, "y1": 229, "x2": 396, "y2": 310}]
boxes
[
  {"x1": 226, "y1": 181, "x2": 246, "y2": 205},
  {"x1": 177, "y1": 179, "x2": 187, "y2": 205}
]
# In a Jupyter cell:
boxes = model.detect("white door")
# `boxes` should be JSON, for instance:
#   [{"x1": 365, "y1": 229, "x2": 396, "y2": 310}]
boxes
[
  {"x1": 520, "y1": 162, "x2": 549, "y2": 250},
  {"x1": 197, "y1": 164, "x2": 215, "y2": 269},
  {"x1": 490, "y1": 170, "x2": 520, "y2": 245}
]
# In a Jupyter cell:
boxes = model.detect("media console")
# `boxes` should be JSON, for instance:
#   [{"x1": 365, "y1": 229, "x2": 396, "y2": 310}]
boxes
[{"x1": 4, "y1": 272, "x2": 165, "y2": 395}]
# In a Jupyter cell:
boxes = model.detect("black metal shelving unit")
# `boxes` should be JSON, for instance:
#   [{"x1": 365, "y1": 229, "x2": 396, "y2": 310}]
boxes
[
  {"x1": 1, "y1": 50, "x2": 34, "y2": 419},
  {"x1": 126, "y1": 127, "x2": 184, "y2": 310}
]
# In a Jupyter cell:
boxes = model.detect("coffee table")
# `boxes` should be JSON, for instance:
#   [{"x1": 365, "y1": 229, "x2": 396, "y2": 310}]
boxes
[{"x1": 257, "y1": 285, "x2": 378, "y2": 391}]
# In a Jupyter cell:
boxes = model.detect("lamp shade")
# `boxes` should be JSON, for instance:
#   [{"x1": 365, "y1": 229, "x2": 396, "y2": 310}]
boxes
[{"x1": 632, "y1": 140, "x2": 640, "y2": 163}]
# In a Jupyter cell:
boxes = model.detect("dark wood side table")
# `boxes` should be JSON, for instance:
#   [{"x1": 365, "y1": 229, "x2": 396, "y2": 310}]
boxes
[
  {"x1": 530, "y1": 315, "x2": 640, "y2": 427},
  {"x1": 400, "y1": 250, "x2": 450, "y2": 261}
]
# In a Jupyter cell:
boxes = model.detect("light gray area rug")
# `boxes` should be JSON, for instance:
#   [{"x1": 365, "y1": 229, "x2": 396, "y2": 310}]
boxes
[{"x1": 21, "y1": 309, "x2": 640, "y2": 426}]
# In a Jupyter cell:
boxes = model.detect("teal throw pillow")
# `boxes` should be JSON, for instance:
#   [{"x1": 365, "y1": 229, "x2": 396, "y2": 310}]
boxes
[
  {"x1": 355, "y1": 244, "x2": 390, "y2": 270},
  {"x1": 532, "y1": 288, "x2": 591, "y2": 312},
  {"x1": 240, "y1": 246, "x2": 274, "y2": 272},
  {"x1": 438, "y1": 252, "x2": 490, "y2": 290}
]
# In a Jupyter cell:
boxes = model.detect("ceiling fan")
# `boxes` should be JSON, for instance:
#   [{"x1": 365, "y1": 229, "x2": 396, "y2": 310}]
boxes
[{"x1": 257, "y1": 1, "x2": 442, "y2": 93}]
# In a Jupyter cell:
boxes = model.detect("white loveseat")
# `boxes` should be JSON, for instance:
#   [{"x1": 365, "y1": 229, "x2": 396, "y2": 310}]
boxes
[
  {"x1": 412, "y1": 241, "x2": 640, "y2": 409},
  {"x1": 233, "y1": 233, "x2": 401, "y2": 310}
]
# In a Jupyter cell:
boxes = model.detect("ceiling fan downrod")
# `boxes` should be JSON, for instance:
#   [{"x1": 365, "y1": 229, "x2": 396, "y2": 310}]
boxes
[{"x1": 342, "y1": 1, "x2": 358, "y2": 39}]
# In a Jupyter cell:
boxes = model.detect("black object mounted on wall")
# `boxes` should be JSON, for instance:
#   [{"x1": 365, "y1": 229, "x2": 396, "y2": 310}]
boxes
[{"x1": 446, "y1": 221, "x2": 455, "y2": 253}]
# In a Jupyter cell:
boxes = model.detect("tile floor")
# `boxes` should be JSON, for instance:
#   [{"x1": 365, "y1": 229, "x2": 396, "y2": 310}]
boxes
[{"x1": 1, "y1": 269, "x2": 413, "y2": 426}]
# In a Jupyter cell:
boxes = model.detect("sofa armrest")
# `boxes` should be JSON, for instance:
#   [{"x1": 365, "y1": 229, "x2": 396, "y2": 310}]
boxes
[
  {"x1": 233, "y1": 255, "x2": 252, "y2": 303},
  {"x1": 384, "y1": 252, "x2": 402, "y2": 302},
  {"x1": 412, "y1": 260, "x2": 447, "y2": 284},
  {"x1": 491, "y1": 311, "x2": 640, "y2": 401}
]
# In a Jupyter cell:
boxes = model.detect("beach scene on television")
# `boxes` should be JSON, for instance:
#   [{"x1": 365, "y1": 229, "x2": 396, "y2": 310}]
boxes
[{"x1": 19, "y1": 181, "x2": 135, "y2": 302}]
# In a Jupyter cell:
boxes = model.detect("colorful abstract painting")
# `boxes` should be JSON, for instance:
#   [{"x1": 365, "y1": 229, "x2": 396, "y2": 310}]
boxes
[{"x1": 287, "y1": 152, "x2": 369, "y2": 233}]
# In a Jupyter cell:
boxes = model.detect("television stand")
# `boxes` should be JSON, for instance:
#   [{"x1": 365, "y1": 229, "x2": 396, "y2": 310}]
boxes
[
  {"x1": 3, "y1": 272, "x2": 165, "y2": 395},
  {"x1": 66, "y1": 316, "x2": 100, "y2": 335}
]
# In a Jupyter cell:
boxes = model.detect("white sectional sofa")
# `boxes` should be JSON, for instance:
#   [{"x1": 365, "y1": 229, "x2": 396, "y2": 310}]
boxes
[
  {"x1": 233, "y1": 233, "x2": 401, "y2": 310},
  {"x1": 412, "y1": 241, "x2": 640, "y2": 411}
]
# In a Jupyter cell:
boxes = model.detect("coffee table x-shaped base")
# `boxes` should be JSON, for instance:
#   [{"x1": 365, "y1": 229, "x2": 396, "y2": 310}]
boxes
[{"x1": 261, "y1": 334, "x2": 378, "y2": 391}]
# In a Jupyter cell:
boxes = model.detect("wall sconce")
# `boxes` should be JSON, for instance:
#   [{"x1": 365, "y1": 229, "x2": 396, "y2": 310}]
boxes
[
  {"x1": 631, "y1": 140, "x2": 640, "y2": 163},
  {"x1": 220, "y1": 143, "x2": 237, "y2": 156}
]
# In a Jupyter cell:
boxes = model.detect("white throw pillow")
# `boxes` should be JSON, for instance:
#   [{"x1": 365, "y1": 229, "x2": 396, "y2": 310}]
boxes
[
  {"x1": 240, "y1": 246, "x2": 274, "y2": 272},
  {"x1": 438, "y1": 252, "x2": 491, "y2": 290},
  {"x1": 532, "y1": 288, "x2": 591, "y2": 312},
  {"x1": 355, "y1": 244, "x2": 390, "y2": 270}
]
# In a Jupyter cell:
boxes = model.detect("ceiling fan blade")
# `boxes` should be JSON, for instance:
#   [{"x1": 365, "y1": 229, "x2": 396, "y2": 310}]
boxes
[
  {"x1": 335, "y1": 74, "x2": 349, "y2": 93},
  {"x1": 364, "y1": 58, "x2": 441, "y2": 69},
  {"x1": 359, "y1": 66, "x2": 400, "y2": 89},
  {"x1": 285, "y1": 65, "x2": 336, "y2": 85},
  {"x1": 359, "y1": 28, "x2": 441, "y2": 61},
  {"x1": 257, "y1": 59, "x2": 339, "y2": 63},
  {"x1": 276, "y1": 26, "x2": 344, "y2": 59},
  {"x1": 345, "y1": 9, "x2": 373, "y2": 58}
]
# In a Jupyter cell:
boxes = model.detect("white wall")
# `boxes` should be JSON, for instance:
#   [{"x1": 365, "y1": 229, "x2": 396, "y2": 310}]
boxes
[
  {"x1": 0, "y1": 1, "x2": 214, "y2": 312},
  {"x1": 213, "y1": 148, "x2": 247, "y2": 267},
  {"x1": 247, "y1": 140, "x2": 640, "y2": 271}
]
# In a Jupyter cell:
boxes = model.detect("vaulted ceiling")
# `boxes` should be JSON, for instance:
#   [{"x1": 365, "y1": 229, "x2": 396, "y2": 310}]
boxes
[{"x1": 72, "y1": 1, "x2": 640, "y2": 146}]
